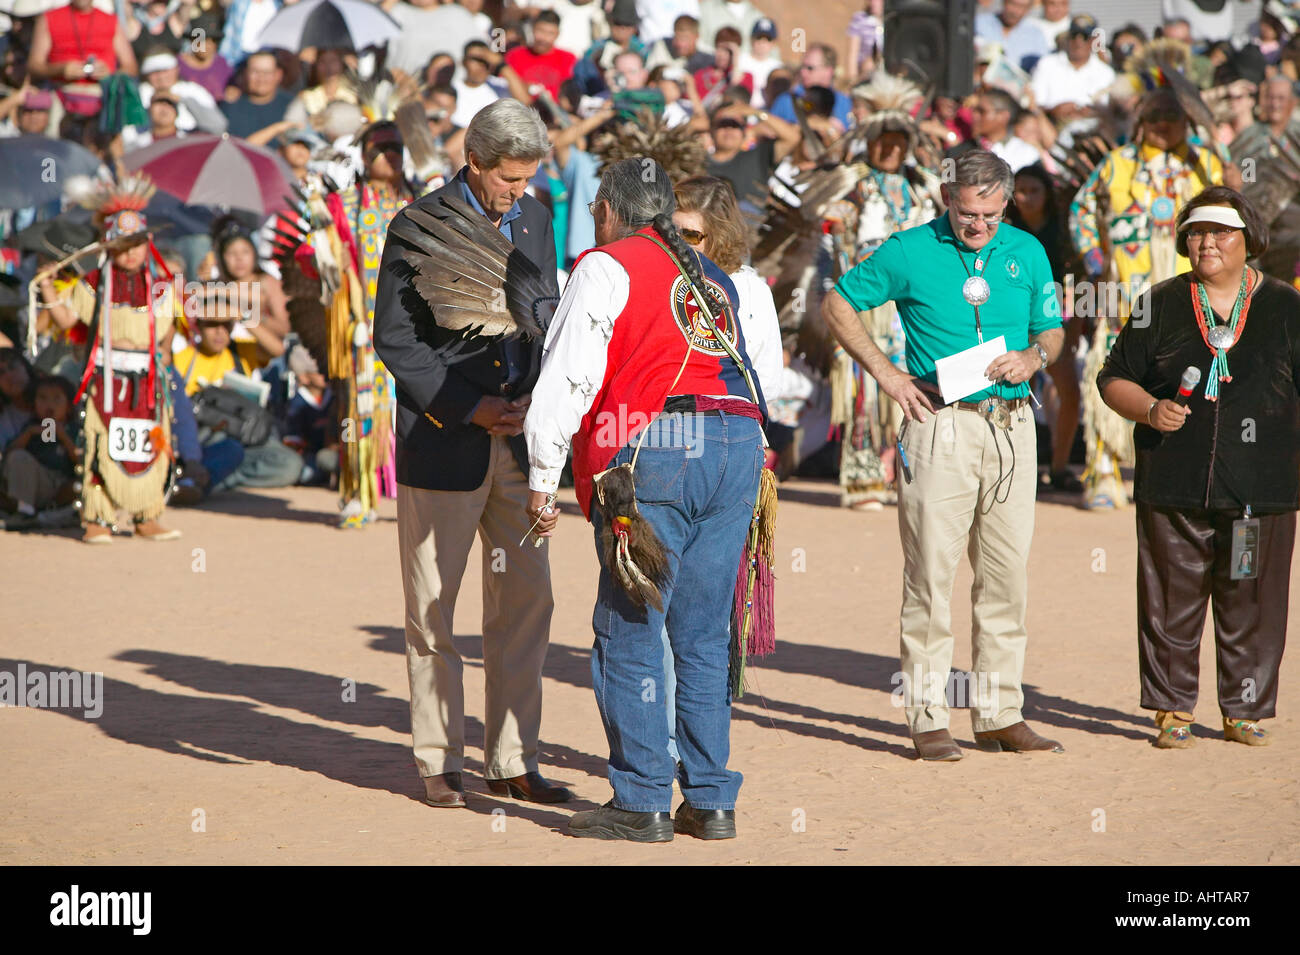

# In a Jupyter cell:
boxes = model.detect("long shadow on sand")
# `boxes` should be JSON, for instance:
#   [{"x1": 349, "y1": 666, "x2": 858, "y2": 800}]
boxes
[
  {"x1": 112, "y1": 649, "x2": 609, "y2": 784},
  {"x1": 747, "y1": 640, "x2": 1152, "y2": 742},
  {"x1": 6, "y1": 656, "x2": 418, "y2": 798},
  {"x1": 358, "y1": 626, "x2": 1152, "y2": 757}
]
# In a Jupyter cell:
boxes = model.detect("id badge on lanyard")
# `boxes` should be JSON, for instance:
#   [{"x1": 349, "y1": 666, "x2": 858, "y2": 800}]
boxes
[{"x1": 1230, "y1": 505, "x2": 1259, "y2": 581}]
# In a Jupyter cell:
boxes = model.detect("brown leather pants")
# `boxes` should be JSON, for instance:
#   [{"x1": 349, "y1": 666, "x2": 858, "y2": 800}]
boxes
[{"x1": 1136, "y1": 504, "x2": 1295, "y2": 719}]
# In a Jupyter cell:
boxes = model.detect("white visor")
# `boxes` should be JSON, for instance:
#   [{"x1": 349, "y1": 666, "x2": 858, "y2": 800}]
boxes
[{"x1": 1178, "y1": 205, "x2": 1246, "y2": 231}]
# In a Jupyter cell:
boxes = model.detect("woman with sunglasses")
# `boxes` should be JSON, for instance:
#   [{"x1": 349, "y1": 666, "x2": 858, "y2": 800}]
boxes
[
  {"x1": 671, "y1": 177, "x2": 782, "y2": 407},
  {"x1": 1098, "y1": 186, "x2": 1300, "y2": 749}
]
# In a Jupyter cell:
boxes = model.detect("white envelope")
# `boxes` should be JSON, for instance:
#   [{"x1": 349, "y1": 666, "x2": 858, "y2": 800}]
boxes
[{"x1": 934, "y1": 336, "x2": 1008, "y2": 405}]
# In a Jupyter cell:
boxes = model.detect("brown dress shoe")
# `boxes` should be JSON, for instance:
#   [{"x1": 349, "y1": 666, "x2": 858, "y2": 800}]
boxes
[
  {"x1": 974, "y1": 721, "x2": 1063, "y2": 753},
  {"x1": 423, "y1": 772, "x2": 467, "y2": 808},
  {"x1": 486, "y1": 771, "x2": 573, "y2": 803},
  {"x1": 912, "y1": 728, "x2": 963, "y2": 761}
]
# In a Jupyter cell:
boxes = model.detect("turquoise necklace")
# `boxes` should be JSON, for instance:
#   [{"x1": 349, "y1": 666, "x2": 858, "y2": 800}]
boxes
[{"x1": 1190, "y1": 265, "x2": 1254, "y2": 401}]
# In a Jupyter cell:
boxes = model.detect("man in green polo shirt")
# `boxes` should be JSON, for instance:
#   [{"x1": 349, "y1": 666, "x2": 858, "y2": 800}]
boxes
[{"x1": 823, "y1": 150, "x2": 1065, "y2": 762}]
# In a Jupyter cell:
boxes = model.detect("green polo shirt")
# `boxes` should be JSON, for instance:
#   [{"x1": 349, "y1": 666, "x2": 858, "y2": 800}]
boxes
[{"x1": 832, "y1": 214, "x2": 1062, "y2": 401}]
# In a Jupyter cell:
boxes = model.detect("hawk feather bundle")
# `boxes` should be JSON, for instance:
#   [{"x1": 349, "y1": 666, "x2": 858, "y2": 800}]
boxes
[
  {"x1": 387, "y1": 195, "x2": 558, "y2": 339},
  {"x1": 593, "y1": 463, "x2": 671, "y2": 613}
]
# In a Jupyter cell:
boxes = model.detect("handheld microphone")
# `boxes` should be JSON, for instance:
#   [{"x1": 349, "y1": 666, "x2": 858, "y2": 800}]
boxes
[{"x1": 1174, "y1": 366, "x2": 1202, "y2": 407}]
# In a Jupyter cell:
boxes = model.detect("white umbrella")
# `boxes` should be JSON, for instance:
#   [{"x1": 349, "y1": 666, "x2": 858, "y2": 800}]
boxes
[{"x1": 257, "y1": 0, "x2": 401, "y2": 52}]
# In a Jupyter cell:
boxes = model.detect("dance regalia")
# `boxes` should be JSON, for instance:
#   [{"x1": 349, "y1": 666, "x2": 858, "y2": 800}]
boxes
[
  {"x1": 335, "y1": 180, "x2": 427, "y2": 502},
  {"x1": 72, "y1": 256, "x2": 179, "y2": 527},
  {"x1": 1070, "y1": 140, "x2": 1222, "y2": 505},
  {"x1": 273, "y1": 175, "x2": 423, "y2": 526},
  {"x1": 829, "y1": 167, "x2": 939, "y2": 507}
]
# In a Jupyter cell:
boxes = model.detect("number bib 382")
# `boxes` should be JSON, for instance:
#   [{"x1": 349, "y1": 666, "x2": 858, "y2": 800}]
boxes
[{"x1": 107, "y1": 417, "x2": 155, "y2": 463}]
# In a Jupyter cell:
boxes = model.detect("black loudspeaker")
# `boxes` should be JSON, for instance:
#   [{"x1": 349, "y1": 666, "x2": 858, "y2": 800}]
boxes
[{"x1": 883, "y1": 0, "x2": 977, "y2": 99}]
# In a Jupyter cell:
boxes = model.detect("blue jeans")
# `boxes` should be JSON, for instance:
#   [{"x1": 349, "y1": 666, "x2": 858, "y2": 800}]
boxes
[
  {"x1": 662, "y1": 624, "x2": 679, "y2": 763},
  {"x1": 211, "y1": 432, "x2": 304, "y2": 491},
  {"x1": 202, "y1": 438, "x2": 245, "y2": 492},
  {"x1": 589, "y1": 411, "x2": 762, "y2": 812}
]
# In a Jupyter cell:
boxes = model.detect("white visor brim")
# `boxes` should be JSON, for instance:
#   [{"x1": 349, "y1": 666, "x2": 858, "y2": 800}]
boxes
[{"x1": 1179, "y1": 205, "x2": 1246, "y2": 231}]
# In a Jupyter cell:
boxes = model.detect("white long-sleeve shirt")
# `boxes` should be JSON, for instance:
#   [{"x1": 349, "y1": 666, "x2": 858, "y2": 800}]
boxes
[
  {"x1": 526, "y1": 250, "x2": 628, "y2": 495},
  {"x1": 525, "y1": 250, "x2": 780, "y2": 494},
  {"x1": 729, "y1": 264, "x2": 782, "y2": 406}
]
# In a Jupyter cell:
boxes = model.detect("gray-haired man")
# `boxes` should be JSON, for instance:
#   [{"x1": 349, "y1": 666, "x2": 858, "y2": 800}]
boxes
[
  {"x1": 822, "y1": 150, "x2": 1066, "y2": 761},
  {"x1": 525, "y1": 158, "x2": 766, "y2": 841},
  {"x1": 373, "y1": 98, "x2": 572, "y2": 808}
]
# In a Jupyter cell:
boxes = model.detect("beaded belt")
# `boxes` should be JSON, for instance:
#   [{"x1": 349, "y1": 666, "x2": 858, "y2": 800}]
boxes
[{"x1": 663, "y1": 394, "x2": 762, "y2": 421}]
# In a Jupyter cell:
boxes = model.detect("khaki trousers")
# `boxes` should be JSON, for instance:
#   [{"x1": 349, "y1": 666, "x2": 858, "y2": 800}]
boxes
[
  {"x1": 897, "y1": 404, "x2": 1037, "y2": 734},
  {"x1": 397, "y1": 435, "x2": 554, "y2": 779}
]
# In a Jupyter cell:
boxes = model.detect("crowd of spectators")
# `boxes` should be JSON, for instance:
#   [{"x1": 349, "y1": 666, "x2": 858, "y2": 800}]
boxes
[{"x1": 2, "y1": 0, "x2": 1299, "y2": 531}]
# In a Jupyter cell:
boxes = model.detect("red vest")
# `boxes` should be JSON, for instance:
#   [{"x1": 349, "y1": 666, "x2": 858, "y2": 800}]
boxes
[
  {"x1": 44, "y1": 6, "x2": 118, "y2": 72},
  {"x1": 570, "y1": 229, "x2": 749, "y2": 518}
]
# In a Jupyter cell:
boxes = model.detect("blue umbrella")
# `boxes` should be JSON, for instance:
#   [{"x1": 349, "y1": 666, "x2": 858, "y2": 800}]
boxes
[{"x1": 0, "y1": 136, "x2": 105, "y2": 210}]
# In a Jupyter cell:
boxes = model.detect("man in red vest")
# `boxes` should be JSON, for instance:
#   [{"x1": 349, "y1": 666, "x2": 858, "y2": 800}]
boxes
[{"x1": 525, "y1": 158, "x2": 766, "y2": 842}]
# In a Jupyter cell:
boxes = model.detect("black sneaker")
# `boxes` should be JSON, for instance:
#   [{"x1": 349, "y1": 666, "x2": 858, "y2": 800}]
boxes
[
  {"x1": 673, "y1": 802, "x2": 737, "y2": 840},
  {"x1": 568, "y1": 801, "x2": 673, "y2": 842}
]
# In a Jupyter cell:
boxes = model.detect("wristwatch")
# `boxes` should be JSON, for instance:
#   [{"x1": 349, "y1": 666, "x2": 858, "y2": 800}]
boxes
[{"x1": 1032, "y1": 342, "x2": 1048, "y2": 368}]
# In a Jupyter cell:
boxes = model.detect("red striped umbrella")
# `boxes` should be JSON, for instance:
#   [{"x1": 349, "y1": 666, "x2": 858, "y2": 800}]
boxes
[{"x1": 122, "y1": 133, "x2": 294, "y2": 218}]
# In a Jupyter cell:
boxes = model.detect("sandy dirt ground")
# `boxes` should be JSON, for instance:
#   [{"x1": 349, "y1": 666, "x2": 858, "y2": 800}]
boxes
[{"x1": 1, "y1": 479, "x2": 1297, "y2": 865}]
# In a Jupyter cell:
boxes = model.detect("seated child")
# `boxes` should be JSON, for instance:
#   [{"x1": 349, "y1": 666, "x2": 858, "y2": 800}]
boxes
[{"x1": 3, "y1": 375, "x2": 80, "y2": 529}]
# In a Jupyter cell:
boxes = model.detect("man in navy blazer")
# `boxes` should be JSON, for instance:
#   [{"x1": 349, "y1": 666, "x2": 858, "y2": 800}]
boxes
[{"x1": 373, "y1": 99, "x2": 571, "y2": 809}]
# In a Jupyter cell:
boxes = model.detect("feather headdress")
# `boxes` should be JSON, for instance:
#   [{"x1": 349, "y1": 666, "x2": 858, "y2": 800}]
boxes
[
  {"x1": 591, "y1": 108, "x2": 706, "y2": 182},
  {"x1": 1113, "y1": 38, "x2": 1216, "y2": 137},
  {"x1": 1121, "y1": 38, "x2": 1192, "y2": 94},
  {"x1": 69, "y1": 173, "x2": 157, "y2": 246},
  {"x1": 386, "y1": 195, "x2": 559, "y2": 339},
  {"x1": 851, "y1": 73, "x2": 925, "y2": 151},
  {"x1": 345, "y1": 68, "x2": 405, "y2": 127}
]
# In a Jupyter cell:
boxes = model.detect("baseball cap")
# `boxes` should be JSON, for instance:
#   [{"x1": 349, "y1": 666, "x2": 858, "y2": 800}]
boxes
[
  {"x1": 1068, "y1": 14, "x2": 1099, "y2": 38},
  {"x1": 752, "y1": 17, "x2": 777, "y2": 40}
]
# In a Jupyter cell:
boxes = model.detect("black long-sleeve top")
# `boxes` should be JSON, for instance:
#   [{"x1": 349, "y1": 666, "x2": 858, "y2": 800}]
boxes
[{"x1": 1098, "y1": 272, "x2": 1300, "y2": 514}]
